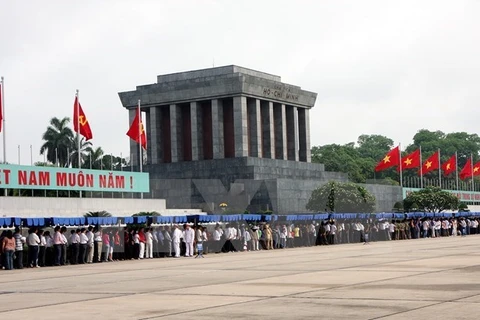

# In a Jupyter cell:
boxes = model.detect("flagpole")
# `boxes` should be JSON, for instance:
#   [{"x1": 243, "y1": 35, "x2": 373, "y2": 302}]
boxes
[
  {"x1": 1, "y1": 77, "x2": 6, "y2": 196},
  {"x1": 471, "y1": 154, "x2": 474, "y2": 194},
  {"x1": 55, "y1": 148, "x2": 59, "y2": 197},
  {"x1": 131, "y1": 153, "x2": 134, "y2": 199},
  {"x1": 30, "y1": 145, "x2": 34, "y2": 197},
  {"x1": 44, "y1": 152, "x2": 47, "y2": 197},
  {"x1": 438, "y1": 148, "x2": 442, "y2": 189},
  {"x1": 67, "y1": 147, "x2": 70, "y2": 197},
  {"x1": 110, "y1": 152, "x2": 114, "y2": 205},
  {"x1": 101, "y1": 156, "x2": 104, "y2": 198},
  {"x1": 76, "y1": 89, "x2": 82, "y2": 199},
  {"x1": 399, "y1": 144, "x2": 403, "y2": 187},
  {"x1": 455, "y1": 152, "x2": 459, "y2": 191},
  {"x1": 419, "y1": 146, "x2": 423, "y2": 189},
  {"x1": 120, "y1": 152, "x2": 124, "y2": 199},
  {"x1": 138, "y1": 99, "x2": 143, "y2": 199},
  {"x1": 89, "y1": 152, "x2": 92, "y2": 198}
]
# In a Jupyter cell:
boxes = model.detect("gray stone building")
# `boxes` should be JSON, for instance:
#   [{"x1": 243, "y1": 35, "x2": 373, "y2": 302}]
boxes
[{"x1": 119, "y1": 66, "x2": 401, "y2": 213}]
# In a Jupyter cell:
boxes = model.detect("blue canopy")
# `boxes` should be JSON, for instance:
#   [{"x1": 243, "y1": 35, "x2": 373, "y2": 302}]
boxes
[
  {"x1": 174, "y1": 216, "x2": 187, "y2": 224},
  {"x1": 155, "y1": 216, "x2": 174, "y2": 224}
]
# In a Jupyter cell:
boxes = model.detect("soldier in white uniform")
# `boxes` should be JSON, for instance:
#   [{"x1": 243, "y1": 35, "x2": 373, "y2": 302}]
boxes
[
  {"x1": 172, "y1": 225, "x2": 183, "y2": 258},
  {"x1": 183, "y1": 224, "x2": 195, "y2": 257}
]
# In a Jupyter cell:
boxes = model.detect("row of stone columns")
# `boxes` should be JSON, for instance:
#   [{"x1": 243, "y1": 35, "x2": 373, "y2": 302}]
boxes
[{"x1": 130, "y1": 97, "x2": 311, "y2": 166}]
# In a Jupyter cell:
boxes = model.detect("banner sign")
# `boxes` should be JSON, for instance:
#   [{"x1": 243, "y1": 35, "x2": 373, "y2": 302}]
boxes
[
  {"x1": 403, "y1": 187, "x2": 480, "y2": 202},
  {"x1": 0, "y1": 164, "x2": 149, "y2": 193}
]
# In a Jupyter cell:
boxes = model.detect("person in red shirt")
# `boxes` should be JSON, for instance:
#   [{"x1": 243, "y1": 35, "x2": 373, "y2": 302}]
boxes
[{"x1": 138, "y1": 228, "x2": 146, "y2": 259}]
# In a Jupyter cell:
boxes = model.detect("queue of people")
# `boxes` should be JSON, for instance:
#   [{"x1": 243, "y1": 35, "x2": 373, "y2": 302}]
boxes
[{"x1": 1, "y1": 216, "x2": 479, "y2": 270}]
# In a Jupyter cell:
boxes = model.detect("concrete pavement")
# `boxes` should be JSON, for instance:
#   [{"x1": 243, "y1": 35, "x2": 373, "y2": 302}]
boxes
[{"x1": 1, "y1": 236, "x2": 479, "y2": 319}]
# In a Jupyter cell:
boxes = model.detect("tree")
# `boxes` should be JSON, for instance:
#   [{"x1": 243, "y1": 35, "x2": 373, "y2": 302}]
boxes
[
  {"x1": 85, "y1": 146, "x2": 104, "y2": 169},
  {"x1": 132, "y1": 211, "x2": 160, "y2": 216},
  {"x1": 69, "y1": 134, "x2": 93, "y2": 168},
  {"x1": 306, "y1": 181, "x2": 376, "y2": 213},
  {"x1": 84, "y1": 211, "x2": 112, "y2": 217},
  {"x1": 357, "y1": 134, "x2": 394, "y2": 160},
  {"x1": 40, "y1": 117, "x2": 74, "y2": 167},
  {"x1": 403, "y1": 186, "x2": 459, "y2": 213},
  {"x1": 311, "y1": 144, "x2": 365, "y2": 182}
]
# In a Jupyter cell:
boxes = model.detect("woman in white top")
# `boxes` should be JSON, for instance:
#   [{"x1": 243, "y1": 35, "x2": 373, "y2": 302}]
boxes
[{"x1": 145, "y1": 228, "x2": 154, "y2": 259}]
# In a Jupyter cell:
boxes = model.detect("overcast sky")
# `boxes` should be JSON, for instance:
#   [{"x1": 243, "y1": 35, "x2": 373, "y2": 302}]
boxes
[{"x1": 1, "y1": 0, "x2": 479, "y2": 165}]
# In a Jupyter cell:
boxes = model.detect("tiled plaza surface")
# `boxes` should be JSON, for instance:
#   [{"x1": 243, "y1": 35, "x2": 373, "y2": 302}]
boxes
[{"x1": 1, "y1": 236, "x2": 479, "y2": 319}]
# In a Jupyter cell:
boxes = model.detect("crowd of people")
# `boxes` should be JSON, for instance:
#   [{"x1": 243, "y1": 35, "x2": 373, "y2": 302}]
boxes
[{"x1": 1, "y1": 216, "x2": 479, "y2": 270}]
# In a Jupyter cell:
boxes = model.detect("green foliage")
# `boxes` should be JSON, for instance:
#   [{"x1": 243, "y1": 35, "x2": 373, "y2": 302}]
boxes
[
  {"x1": 403, "y1": 186, "x2": 459, "y2": 213},
  {"x1": 458, "y1": 203, "x2": 469, "y2": 212},
  {"x1": 404, "y1": 130, "x2": 480, "y2": 178},
  {"x1": 132, "y1": 211, "x2": 160, "y2": 217},
  {"x1": 393, "y1": 201, "x2": 404, "y2": 213},
  {"x1": 312, "y1": 130, "x2": 480, "y2": 184},
  {"x1": 84, "y1": 211, "x2": 112, "y2": 217},
  {"x1": 306, "y1": 181, "x2": 376, "y2": 213},
  {"x1": 40, "y1": 117, "x2": 74, "y2": 167}
]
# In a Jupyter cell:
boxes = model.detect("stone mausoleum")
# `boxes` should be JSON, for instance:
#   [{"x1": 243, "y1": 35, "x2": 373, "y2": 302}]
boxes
[{"x1": 119, "y1": 66, "x2": 401, "y2": 213}]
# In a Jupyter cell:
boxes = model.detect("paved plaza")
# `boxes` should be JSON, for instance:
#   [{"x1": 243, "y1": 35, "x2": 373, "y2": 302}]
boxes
[{"x1": 1, "y1": 236, "x2": 479, "y2": 319}]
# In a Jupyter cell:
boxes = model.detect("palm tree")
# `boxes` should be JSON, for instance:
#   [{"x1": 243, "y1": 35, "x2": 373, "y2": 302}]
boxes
[
  {"x1": 85, "y1": 146, "x2": 104, "y2": 169},
  {"x1": 84, "y1": 211, "x2": 112, "y2": 217},
  {"x1": 69, "y1": 134, "x2": 92, "y2": 168},
  {"x1": 40, "y1": 117, "x2": 74, "y2": 167}
]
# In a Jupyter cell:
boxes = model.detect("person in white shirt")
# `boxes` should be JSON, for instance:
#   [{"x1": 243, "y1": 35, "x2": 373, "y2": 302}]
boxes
[
  {"x1": 329, "y1": 222, "x2": 337, "y2": 245},
  {"x1": 422, "y1": 220, "x2": 430, "y2": 238},
  {"x1": 27, "y1": 228, "x2": 40, "y2": 268},
  {"x1": 389, "y1": 221, "x2": 396, "y2": 241},
  {"x1": 145, "y1": 228, "x2": 154, "y2": 259},
  {"x1": 279, "y1": 225, "x2": 287, "y2": 249},
  {"x1": 70, "y1": 229, "x2": 80, "y2": 265},
  {"x1": 79, "y1": 228, "x2": 88, "y2": 264},
  {"x1": 86, "y1": 226, "x2": 95, "y2": 263},
  {"x1": 172, "y1": 225, "x2": 183, "y2": 258},
  {"x1": 212, "y1": 225, "x2": 223, "y2": 253},
  {"x1": 183, "y1": 224, "x2": 195, "y2": 257},
  {"x1": 93, "y1": 227, "x2": 103, "y2": 262},
  {"x1": 38, "y1": 229, "x2": 46, "y2": 267}
]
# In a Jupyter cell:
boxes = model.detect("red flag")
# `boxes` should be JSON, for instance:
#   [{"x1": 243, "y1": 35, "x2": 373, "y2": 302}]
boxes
[
  {"x1": 460, "y1": 158, "x2": 472, "y2": 180},
  {"x1": 73, "y1": 96, "x2": 93, "y2": 140},
  {"x1": 474, "y1": 161, "x2": 480, "y2": 177},
  {"x1": 375, "y1": 146, "x2": 400, "y2": 172},
  {"x1": 0, "y1": 80, "x2": 3, "y2": 132},
  {"x1": 126, "y1": 106, "x2": 147, "y2": 149},
  {"x1": 399, "y1": 149, "x2": 421, "y2": 170},
  {"x1": 441, "y1": 155, "x2": 456, "y2": 176},
  {"x1": 421, "y1": 151, "x2": 439, "y2": 175}
]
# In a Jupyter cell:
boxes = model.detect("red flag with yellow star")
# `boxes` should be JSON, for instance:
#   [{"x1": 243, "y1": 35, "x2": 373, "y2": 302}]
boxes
[
  {"x1": 421, "y1": 151, "x2": 439, "y2": 175},
  {"x1": 399, "y1": 149, "x2": 421, "y2": 171},
  {"x1": 375, "y1": 146, "x2": 400, "y2": 172},
  {"x1": 460, "y1": 158, "x2": 472, "y2": 180},
  {"x1": 441, "y1": 155, "x2": 456, "y2": 176},
  {"x1": 126, "y1": 106, "x2": 147, "y2": 149},
  {"x1": 73, "y1": 96, "x2": 93, "y2": 140}
]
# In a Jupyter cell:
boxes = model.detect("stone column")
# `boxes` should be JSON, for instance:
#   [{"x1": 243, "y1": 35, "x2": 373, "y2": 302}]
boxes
[
  {"x1": 286, "y1": 106, "x2": 299, "y2": 161},
  {"x1": 298, "y1": 108, "x2": 311, "y2": 162},
  {"x1": 149, "y1": 106, "x2": 162, "y2": 164},
  {"x1": 128, "y1": 108, "x2": 139, "y2": 167},
  {"x1": 170, "y1": 104, "x2": 181, "y2": 162},
  {"x1": 247, "y1": 98, "x2": 262, "y2": 157},
  {"x1": 261, "y1": 101, "x2": 275, "y2": 159},
  {"x1": 274, "y1": 103, "x2": 287, "y2": 160},
  {"x1": 190, "y1": 101, "x2": 203, "y2": 161},
  {"x1": 233, "y1": 96, "x2": 248, "y2": 157},
  {"x1": 212, "y1": 99, "x2": 224, "y2": 159}
]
